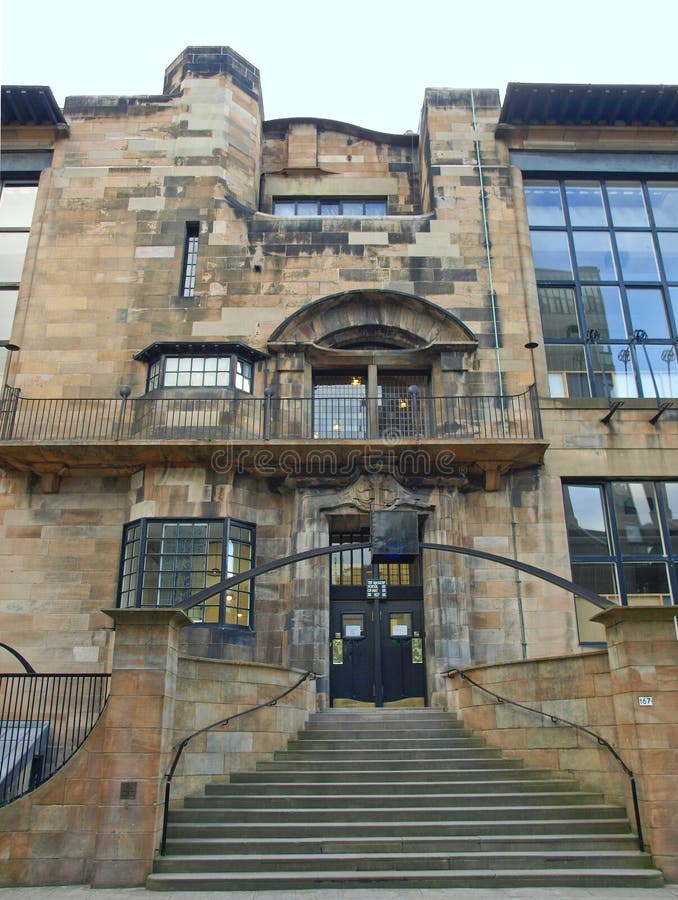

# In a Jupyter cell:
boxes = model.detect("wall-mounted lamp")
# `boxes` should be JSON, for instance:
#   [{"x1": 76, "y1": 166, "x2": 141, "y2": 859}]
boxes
[{"x1": 524, "y1": 342, "x2": 539, "y2": 385}]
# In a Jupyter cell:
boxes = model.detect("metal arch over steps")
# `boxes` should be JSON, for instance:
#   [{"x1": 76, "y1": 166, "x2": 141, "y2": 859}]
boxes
[{"x1": 175, "y1": 541, "x2": 614, "y2": 613}]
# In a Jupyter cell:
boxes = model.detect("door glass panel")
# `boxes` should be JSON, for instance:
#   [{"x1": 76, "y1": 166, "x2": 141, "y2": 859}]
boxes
[
  {"x1": 572, "y1": 231, "x2": 617, "y2": 281},
  {"x1": 565, "y1": 182, "x2": 607, "y2": 226},
  {"x1": 342, "y1": 613, "x2": 365, "y2": 638},
  {"x1": 611, "y1": 482, "x2": 663, "y2": 555},
  {"x1": 389, "y1": 613, "x2": 412, "y2": 638},
  {"x1": 607, "y1": 182, "x2": 649, "y2": 227},
  {"x1": 377, "y1": 373, "x2": 428, "y2": 439},
  {"x1": 525, "y1": 182, "x2": 565, "y2": 226},
  {"x1": 313, "y1": 373, "x2": 367, "y2": 439}
]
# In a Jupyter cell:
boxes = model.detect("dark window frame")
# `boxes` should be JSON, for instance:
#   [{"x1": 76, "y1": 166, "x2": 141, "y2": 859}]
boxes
[
  {"x1": 181, "y1": 221, "x2": 200, "y2": 298},
  {"x1": 117, "y1": 516, "x2": 255, "y2": 629},
  {"x1": 563, "y1": 480, "x2": 678, "y2": 641},
  {"x1": 526, "y1": 176, "x2": 678, "y2": 399},
  {"x1": 272, "y1": 198, "x2": 388, "y2": 217}
]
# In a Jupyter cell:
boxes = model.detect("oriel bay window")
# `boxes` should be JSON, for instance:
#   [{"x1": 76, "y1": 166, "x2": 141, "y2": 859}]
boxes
[
  {"x1": 312, "y1": 370, "x2": 429, "y2": 439},
  {"x1": 563, "y1": 481, "x2": 678, "y2": 642},
  {"x1": 525, "y1": 179, "x2": 678, "y2": 398},
  {"x1": 118, "y1": 518, "x2": 255, "y2": 627},
  {"x1": 136, "y1": 342, "x2": 261, "y2": 393}
]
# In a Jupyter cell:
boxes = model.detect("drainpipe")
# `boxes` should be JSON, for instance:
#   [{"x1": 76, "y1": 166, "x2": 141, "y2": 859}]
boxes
[
  {"x1": 470, "y1": 90, "x2": 506, "y2": 436},
  {"x1": 509, "y1": 473, "x2": 528, "y2": 660}
]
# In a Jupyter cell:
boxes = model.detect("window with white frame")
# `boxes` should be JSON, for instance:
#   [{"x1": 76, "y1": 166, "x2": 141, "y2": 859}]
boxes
[{"x1": 142, "y1": 345, "x2": 257, "y2": 394}]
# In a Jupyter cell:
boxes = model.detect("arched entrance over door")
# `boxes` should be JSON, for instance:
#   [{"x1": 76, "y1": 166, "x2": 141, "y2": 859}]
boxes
[{"x1": 328, "y1": 518, "x2": 425, "y2": 708}]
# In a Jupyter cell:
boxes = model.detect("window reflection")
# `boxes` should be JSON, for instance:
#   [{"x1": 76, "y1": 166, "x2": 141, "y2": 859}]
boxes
[
  {"x1": 616, "y1": 231, "x2": 660, "y2": 281},
  {"x1": 607, "y1": 182, "x2": 648, "y2": 227},
  {"x1": 530, "y1": 231, "x2": 573, "y2": 280},
  {"x1": 527, "y1": 176, "x2": 678, "y2": 398},
  {"x1": 582, "y1": 286, "x2": 626, "y2": 339},
  {"x1": 648, "y1": 183, "x2": 678, "y2": 227},
  {"x1": 566, "y1": 182, "x2": 607, "y2": 226},
  {"x1": 572, "y1": 231, "x2": 617, "y2": 281},
  {"x1": 524, "y1": 182, "x2": 565, "y2": 226},
  {"x1": 564, "y1": 481, "x2": 678, "y2": 637}
]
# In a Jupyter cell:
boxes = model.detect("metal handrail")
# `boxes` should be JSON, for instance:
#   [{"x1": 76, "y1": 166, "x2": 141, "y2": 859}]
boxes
[
  {"x1": 159, "y1": 669, "x2": 317, "y2": 855},
  {"x1": 0, "y1": 384, "x2": 544, "y2": 443},
  {"x1": 444, "y1": 667, "x2": 645, "y2": 851},
  {"x1": 0, "y1": 672, "x2": 111, "y2": 806}
]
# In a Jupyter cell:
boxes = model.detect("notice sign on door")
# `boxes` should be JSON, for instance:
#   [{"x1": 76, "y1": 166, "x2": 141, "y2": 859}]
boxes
[{"x1": 366, "y1": 579, "x2": 387, "y2": 599}]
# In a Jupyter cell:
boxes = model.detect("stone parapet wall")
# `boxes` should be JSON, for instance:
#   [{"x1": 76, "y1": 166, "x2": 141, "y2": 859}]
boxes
[
  {"x1": 0, "y1": 609, "x2": 317, "y2": 887},
  {"x1": 445, "y1": 650, "x2": 625, "y2": 803},
  {"x1": 172, "y1": 656, "x2": 316, "y2": 802},
  {"x1": 446, "y1": 606, "x2": 678, "y2": 882}
]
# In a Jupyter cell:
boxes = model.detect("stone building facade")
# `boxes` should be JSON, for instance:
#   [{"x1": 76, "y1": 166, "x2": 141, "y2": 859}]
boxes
[{"x1": 1, "y1": 48, "x2": 676, "y2": 711}]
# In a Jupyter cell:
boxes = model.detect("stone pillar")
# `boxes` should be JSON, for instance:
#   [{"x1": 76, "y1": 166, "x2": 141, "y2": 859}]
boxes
[
  {"x1": 91, "y1": 608, "x2": 191, "y2": 887},
  {"x1": 593, "y1": 606, "x2": 678, "y2": 881}
]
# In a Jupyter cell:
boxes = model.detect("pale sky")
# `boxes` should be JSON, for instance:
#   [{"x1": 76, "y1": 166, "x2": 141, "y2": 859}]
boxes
[{"x1": 2, "y1": 0, "x2": 678, "y2": 134}]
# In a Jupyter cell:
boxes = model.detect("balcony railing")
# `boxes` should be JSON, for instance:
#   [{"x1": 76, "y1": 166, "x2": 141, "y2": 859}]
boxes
[
  {"x1": 0, "y1": 384, "x2": 543, "y2": 444},
  {"x1": 0, "y1": 672, "x2": 110, "y2": 805}
]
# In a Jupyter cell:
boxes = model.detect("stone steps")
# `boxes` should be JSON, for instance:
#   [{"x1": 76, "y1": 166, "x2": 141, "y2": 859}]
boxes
[{"x1": 147, "y1": 707, "x2": 663, "y2": 891}]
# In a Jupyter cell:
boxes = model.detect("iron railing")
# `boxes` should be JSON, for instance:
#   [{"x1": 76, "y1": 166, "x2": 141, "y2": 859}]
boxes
[
  {"x1": 160, "y1": 670, "x2": 316, "y2": 855},
  {"x1": 0, "y1": 384, "x2": 543, "y2": 443},
  {"x1": 0, "y1": 672, "x2": 110, "y2": 805},
  {"x1": 445, "y1": 667, "x2": 645, "y2": 851}
]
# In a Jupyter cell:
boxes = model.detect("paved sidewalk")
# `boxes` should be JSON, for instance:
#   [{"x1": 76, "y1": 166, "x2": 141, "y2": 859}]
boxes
[{"x1": 2, "y1": 886, "x2": 678, "y2": 899}]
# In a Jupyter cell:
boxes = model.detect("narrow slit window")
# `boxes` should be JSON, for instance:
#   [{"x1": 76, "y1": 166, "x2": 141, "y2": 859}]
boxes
[{"x1": 181, "y1": 222, "x2": 200, "y2": 298}]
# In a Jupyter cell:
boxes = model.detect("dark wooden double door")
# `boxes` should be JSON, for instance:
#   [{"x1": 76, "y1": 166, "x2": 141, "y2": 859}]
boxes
[{"x1": 330, "y1": 592, "x2": 426, "y2": 707}]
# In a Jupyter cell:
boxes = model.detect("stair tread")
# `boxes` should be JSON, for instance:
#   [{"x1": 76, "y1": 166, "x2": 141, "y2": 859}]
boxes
[{"x1": 152, "y1": 708, "x2": 660, "y2": 890}]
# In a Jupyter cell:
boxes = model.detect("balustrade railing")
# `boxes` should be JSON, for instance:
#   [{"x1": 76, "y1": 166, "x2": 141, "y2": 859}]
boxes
[
  {"x1": 0, "y1": 672, "x2": 110, "y2": 805},
  {"x1": 0, "y1": 384, "x2": 543, "y2": 443}
]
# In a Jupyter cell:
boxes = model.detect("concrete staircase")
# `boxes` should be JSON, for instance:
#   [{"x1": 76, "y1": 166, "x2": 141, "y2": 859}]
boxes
[{"x1": 147, "y1": 707, "x2": 664, "y2": 891}]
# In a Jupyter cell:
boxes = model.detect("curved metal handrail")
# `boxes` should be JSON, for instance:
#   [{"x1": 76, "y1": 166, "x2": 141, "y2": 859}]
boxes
[
  {"x1": 159, "y1": 669, "x2": 317, "y2": 855},
  {"x1": 0, "y1": 642, "x2": 36, "y2": 673},
  {"x1": 444, "y1": 667, "x2": 645, "y2": 852}
]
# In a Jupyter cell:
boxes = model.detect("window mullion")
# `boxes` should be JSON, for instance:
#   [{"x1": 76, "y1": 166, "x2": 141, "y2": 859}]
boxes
[{"x1": 136, "y1": 518, "x2": 148, "y2": 608}]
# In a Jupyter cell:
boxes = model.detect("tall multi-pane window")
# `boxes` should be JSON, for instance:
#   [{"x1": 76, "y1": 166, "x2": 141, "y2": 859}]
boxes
[
  {"x1": 525, "y1": 180, "x2": 678, "y2": 398},
  {"x1": 181, "y1": 222, "x2": 200, "y2": 298},
  {"x1": 563, "y1": 481, "x2": 677, "y2": 641},
  {"x1": 0, "y1": 181, "x2": 38, "y2": 381},
  {"x1": 118, "y1": 518, "x2": 255, "y2": 627}
]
